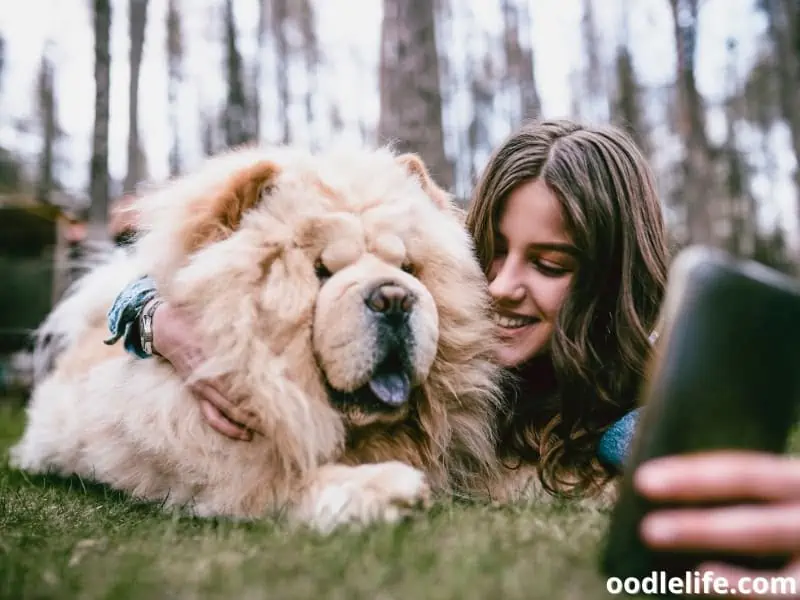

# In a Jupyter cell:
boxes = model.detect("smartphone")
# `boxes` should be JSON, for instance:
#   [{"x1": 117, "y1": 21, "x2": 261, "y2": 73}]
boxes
[{"x1": 600, "y1": 246, "x2": 800, "y2": 582}]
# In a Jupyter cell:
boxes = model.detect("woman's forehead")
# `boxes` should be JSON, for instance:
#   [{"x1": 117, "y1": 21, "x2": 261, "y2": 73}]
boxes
[{"x1": 497, "y1": 180, "x2": 573, "y2": 247}]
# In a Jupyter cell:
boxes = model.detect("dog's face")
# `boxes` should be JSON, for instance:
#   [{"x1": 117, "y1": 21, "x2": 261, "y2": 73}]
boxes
[
  {"x1": 136, "y1": 147, "x2": 499, "y2": 437},
  {"x1": 303, "y1": 212, "x2": 441, "y2": 427}
]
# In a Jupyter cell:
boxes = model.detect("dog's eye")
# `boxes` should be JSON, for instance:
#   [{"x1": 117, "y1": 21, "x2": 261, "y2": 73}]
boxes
[
  {"x1": 401, "y1": 262, "x2": 415, "y2": 276},
  {"x1": 314, "y1": 259, "x2": 332, "y2": 281}
]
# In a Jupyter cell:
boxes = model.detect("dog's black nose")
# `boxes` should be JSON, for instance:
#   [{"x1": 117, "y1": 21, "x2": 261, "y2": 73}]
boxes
[{"x1": 365, "y1": 284, "x2": 414, "y2": 316}]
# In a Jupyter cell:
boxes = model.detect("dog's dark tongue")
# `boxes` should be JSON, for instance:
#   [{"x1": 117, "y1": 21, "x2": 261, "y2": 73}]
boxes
[{"x1": 368, "y1": 372, "x2": 411, "y2": 407}]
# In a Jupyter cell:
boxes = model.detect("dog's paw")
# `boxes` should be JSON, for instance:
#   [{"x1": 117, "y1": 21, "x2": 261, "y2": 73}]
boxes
[{"x1": 298, "y1": 461, "x2": 431, "y2": 534}]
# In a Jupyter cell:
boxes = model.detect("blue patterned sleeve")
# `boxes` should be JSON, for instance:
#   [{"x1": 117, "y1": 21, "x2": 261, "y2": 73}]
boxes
[
  {"x1": 597, "y1": 408, "x2": 641, "y2": 471},
  {"x1": 103, "y1": 275, "x2": 159, "y2": 359}
]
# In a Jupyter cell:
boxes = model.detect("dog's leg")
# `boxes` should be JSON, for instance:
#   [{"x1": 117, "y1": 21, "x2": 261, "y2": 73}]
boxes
[{"x1": 290, "y1": 461, "x2": 432, "y2": 534}]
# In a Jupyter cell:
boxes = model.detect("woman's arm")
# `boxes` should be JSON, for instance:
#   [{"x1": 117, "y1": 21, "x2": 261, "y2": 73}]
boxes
[
  {"x1": 104, "y1": 275, "x2": 159, "y2": 358},
  {"x1": 597, "y1": 408, "x2": 640, "y2": 470},
  {"x1": 596, "y1": 332, "x2": 658, "y2": 469},
  {"x1": 105, "y1": 276, "x2": 260, "y2": 440}
]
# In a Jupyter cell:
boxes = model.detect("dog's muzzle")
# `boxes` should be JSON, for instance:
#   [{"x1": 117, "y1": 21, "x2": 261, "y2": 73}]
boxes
[{"x1": 326, "y1": 282, "x2": 418, "y2": 413}]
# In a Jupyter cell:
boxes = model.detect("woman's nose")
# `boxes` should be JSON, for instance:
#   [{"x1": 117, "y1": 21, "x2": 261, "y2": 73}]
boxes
[{"x1": 488, "y1": 257, "x2": 525, "y2": 302}]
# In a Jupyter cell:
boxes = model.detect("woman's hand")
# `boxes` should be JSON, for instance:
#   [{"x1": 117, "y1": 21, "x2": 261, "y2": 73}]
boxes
[
  {"x1": 150, "y1": 301, "x2": 260, "y2": 441},
  {"x1": 634, "y1": 451, "x2": 800, "y2": 598}
]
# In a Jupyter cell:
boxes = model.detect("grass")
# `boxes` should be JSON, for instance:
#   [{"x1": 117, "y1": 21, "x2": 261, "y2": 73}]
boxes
[
  {"x1": 0, "y1": 401, "x2": 618, "y2": 600},
  {"x1": 1, "y1": 398, "x2": 798, "y2": 600}
]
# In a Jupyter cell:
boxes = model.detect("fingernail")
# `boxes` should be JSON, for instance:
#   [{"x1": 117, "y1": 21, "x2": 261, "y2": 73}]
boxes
[
  {"x1": 634, "y1": 464, "x2": 666, "y2": 495},
  {"x1": 640, "y1": 515, "x2": 677, "y2": 546}
]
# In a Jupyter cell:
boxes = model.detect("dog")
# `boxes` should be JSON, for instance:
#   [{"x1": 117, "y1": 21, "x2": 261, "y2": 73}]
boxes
[{"x1": 10, "y1": 145, "x2": 505, "y2": 533}]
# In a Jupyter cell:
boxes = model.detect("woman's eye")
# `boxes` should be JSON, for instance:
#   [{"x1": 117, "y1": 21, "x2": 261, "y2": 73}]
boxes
[
  {"x1": 532, "y1": 259, "x2": 571, "y2": 277},
  {"x1": 314, "y1": 259, "x2": 332, "y2": 281}
]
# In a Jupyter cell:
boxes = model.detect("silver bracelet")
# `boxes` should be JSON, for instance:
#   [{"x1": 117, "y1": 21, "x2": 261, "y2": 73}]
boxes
[{"x1": 139, "y1": 297, "x2": 164, "y2": 356}]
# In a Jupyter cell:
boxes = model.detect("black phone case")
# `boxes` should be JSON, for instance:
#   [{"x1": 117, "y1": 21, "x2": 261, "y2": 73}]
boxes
[{"x1": 600, "y1": 247, "x2": 800, "y2": 587}]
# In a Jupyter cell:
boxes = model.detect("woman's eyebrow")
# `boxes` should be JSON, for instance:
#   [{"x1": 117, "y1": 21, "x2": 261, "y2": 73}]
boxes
[{"x1": 527, "y1": 242, "x2": 579, "y2": 255}]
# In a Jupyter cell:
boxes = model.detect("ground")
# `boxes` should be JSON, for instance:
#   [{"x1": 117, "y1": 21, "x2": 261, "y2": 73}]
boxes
[{"x1": 1, "y1": 399, "x2": 797, "y2": 600}]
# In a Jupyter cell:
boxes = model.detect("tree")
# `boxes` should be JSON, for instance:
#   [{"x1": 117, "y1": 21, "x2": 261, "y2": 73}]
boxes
[
  {"x1": 88, "y1": 0, "x2": 112, "y2": 238},
  {"x1": 500, "y1": 0, "x2": 541, "y2": 124},
  {"x1": 124, "y1": 0, "x2": 149, "y2": 193},
  {"x1": 166, "y1": 0, "x2": 183, "y2": 176},
  {"x1": 0, "y1": 33, "x2": 6, "y2": 95},
  {"x1": 761, "y1": 0, "x2": 800, "y2": 237},
  {"x1": 378, "y1": 0, "x2": 452, "y2": 190},
  {"x1": 223, "y1": 0, "x2": 252, "y2": 147},
  {"x1": 610, "y1": 2, "x2": 651, "y2": 157},
  {"x1": 669, "y1": 0, "x2": 716, "y2": 245},
  {"x1": 270, "y1": 0, "x2": 290, "y2": 143},
  {"x1": 36, "y1": 46, "x2": 58, "y2": 206},
  {"x1": 578, "y1": 0, "x2": 609, "y2": 122}
]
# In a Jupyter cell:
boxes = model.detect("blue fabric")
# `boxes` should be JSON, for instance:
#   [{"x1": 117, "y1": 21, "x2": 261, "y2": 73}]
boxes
[
  {"x1": 104, "y1": 275, "x2": 158, "y2": 358},
  {"x1": 597, "y1": 408, "x2": 641, "y2": 470}
]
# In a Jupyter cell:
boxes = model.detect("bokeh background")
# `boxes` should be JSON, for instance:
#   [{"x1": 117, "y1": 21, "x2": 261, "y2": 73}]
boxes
[{"x1": 1, "y1": 0, "x2": 798, "y2": 392}]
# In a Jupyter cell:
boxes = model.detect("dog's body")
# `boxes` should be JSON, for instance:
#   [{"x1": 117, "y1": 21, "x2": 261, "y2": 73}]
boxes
[{"x1": 11, "y1": 146, "x2": 505, "y2": 532}]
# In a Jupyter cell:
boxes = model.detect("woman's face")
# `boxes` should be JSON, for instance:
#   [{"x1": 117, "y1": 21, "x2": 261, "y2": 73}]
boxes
[{"x1": 487, "y1": 179, "x2": 578, "y2": 367}]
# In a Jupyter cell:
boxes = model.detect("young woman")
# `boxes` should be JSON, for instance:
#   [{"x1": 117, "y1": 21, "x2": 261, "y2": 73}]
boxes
[
  {"x1": 465, "y1": 119, "x2": 667, "y2": 498},
  {"x1": 101, "y1": 119, "x2": 668, "y2": 499}
]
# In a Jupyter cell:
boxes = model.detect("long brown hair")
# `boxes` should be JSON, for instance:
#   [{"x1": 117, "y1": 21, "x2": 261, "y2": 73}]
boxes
[{"x1": 466, "y1": 119, "x2": 669, "y2": 497}]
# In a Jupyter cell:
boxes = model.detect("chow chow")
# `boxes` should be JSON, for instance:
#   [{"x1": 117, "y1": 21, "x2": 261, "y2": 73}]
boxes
[{"x1": 10, "y1": 145, "x2": 504, "y2": 532}]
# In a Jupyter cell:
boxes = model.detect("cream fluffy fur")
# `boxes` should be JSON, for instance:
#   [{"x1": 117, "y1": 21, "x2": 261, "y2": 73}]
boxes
[{"x1": 10, "y1": 145, "x2": 506, "y2": 532}]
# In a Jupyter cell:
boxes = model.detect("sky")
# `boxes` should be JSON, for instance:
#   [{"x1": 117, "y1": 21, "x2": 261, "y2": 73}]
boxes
[{"x1": 0, "y1": 0, "x2": 796, "y2": 249}]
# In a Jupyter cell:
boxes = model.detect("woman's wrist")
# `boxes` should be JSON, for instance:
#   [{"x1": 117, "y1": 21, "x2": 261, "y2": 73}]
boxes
[
  {"x1": 138, "y1": 297, "x2": 165, "y2": 357},
  {"x1": 104, "y1": 275, "x2": 160, "y2": 359}
]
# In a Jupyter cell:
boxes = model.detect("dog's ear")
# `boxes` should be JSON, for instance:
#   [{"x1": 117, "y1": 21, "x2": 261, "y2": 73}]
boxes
[
  {"x1": 179, "y1": 160, "x2": 279, "y2": 253},
  {"x1": 395, "y1": 153, "x2": 454, "y2": 213}
]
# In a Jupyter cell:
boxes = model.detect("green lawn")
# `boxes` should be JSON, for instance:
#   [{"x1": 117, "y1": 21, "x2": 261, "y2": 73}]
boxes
[
  {"x1": 0, "y1": 401, "x2": 619, "y2": 600},
  {"x1": 1, "y1": 399, "x2": 798, "y2": 600}
]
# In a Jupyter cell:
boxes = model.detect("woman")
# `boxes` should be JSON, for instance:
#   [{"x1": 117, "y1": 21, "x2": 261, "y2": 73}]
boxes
[
  {"x1": 103, "y1": 119, "x2": 668, "y2": 499},
  {"x1": 465, "y1": 119, "x2": 666, "y2": 498}
]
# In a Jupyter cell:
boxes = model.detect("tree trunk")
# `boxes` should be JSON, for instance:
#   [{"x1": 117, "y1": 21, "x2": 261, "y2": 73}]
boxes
[
  {"x1": 88, "y1": 0, "x2": 112, "y2": 239},
  {"x1": 378, "y1": 0, "x2": 452, "y2": 190},
  {"x1": 166, "y1": 0, "x2": 183, "y2": 176},
  {"x1": 764, "y1": 0, "x2": 800, "y2": 240},
  {"x1": 271, "y1": 0, "x2": 291, "y2": 144},
  {"x1": 124, "y1": 0, "x2": 148, "y2": 193},
  {"x1": 297, "y1": 0, "x2": 317, "y2": 130},
  {"x1": 612, "y1": 43, "x2": 651, "y2": 157},
  {"x1": 0, "y1": 34, "x2": 6, "y2": 96},
  {"x1": 579, "y1": 0, "x2": 609, "y2": 122},
  {"x1": 36, "y1": 50, "x2": 56, "y2": 206},
  {"x1": 514, "y1": 0, "x2": 541, "y2": 121},
  {"x1": 223, "y1": 0, "x2": 251, "y2": 147},
  {"x1": 501, "y1": 0, "x2": 540, "y2": 124},
  {"x1": 670, "y1": 0, "x2": 716, "y2": 245}
]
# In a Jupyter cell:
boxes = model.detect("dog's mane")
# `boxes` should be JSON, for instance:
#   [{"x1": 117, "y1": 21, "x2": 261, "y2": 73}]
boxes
[{"x1": 126, "y1": 145, "x2": 506, "y2": 496}]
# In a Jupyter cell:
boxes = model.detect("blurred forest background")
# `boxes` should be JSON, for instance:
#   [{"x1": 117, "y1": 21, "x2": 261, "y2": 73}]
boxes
[{"x1": 0, "y1": 0, "x2": 799, "y2": 391}]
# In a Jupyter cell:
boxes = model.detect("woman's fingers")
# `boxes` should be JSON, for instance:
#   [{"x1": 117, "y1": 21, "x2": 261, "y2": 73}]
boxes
[
  {"x1": 640, "y1": 502, "x2": 800, "y2": 555},
  {"x1": 191, "y1": 380, "x2": 263, "y2": 437},
  {"x1": 198, "y1": 399, "x2": 252, "y2": 441},
  {"x1": 635, "y1": 452, "x2": 800, "y2": 503}
]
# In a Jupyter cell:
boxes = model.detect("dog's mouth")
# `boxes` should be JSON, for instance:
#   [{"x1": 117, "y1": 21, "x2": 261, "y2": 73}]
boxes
[{"x1": 328, "y1": 352, "x2": 413, "y2": 413}]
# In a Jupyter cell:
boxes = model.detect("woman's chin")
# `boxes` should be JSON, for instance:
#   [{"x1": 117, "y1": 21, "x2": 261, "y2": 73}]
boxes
[{"x1": 495, "y1": 325, "x2": 549, "y2": 367}]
